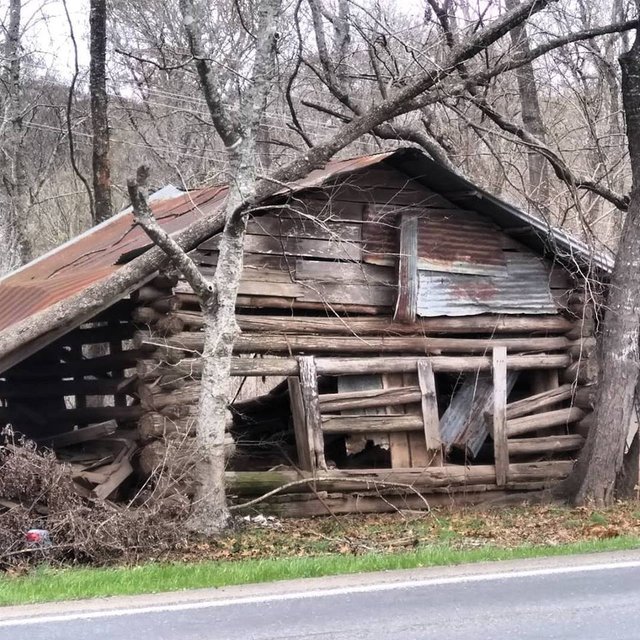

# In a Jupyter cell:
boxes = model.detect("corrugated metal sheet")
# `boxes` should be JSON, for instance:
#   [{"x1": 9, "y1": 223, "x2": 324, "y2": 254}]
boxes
[
  {"x1": 416, "y1": 210, "x2": 507, "y2": 276},
  {"x1": 417, "y1": 253, "x2": 557, "y2": 316},
  {"x1": 0, "y1": 184, "x2": 228, "y2": 334}
]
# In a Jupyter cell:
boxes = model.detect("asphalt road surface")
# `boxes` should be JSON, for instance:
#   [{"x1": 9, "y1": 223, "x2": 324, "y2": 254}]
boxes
[{"x1": 3, "y1": 551, "x2": 640, "y2": 640}]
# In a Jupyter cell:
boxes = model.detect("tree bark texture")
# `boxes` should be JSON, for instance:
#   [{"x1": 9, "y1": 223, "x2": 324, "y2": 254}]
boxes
[
  {"x1": 0, "y1": 0, "x2": 30, "y2": 269},
  {"x1": 567, "y1": 23, "x2": 640, "y2": 506},
  {"x1": 90, "y1": 0, "x2": 113, "y2": 224}
]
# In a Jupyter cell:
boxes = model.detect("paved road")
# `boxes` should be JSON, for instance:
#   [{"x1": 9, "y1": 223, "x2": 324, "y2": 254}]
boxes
[{"x1": 3, "y1": 551, "x2": 640, "y2": 639}]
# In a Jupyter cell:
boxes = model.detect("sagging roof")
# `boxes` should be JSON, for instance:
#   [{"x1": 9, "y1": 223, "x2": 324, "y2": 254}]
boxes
[{"x1": 0, "y1": 147, "x2": 612, "y2": 373}]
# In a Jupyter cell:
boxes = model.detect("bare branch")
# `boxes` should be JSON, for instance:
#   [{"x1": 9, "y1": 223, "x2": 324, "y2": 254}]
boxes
[{"x1": 127, "y1": 166, "x2": 215, "y2": 302}]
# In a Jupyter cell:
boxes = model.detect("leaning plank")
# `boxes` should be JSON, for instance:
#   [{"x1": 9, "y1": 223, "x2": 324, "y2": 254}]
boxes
[
  {"x1": 318, "y1": 386, "x2": 421, "y2": 412},
  {"x1": 440, "y1": 370, "x2": 518, "y2": 458},
  {"x1": 507, "y1": 407, "x2": 585, "y2": 437},
  {"x1": 504, "y1": 384, "x2": 574, "y2": 419},
  {"x1": 417, "y1": 360, "x2": 442, "y2": 456},
  {"x1": 37, "y1": 420, "x2": 118, "y2": 448},
  {"x1": 138, "y1": 353, "x2": 572, "y2": 381},
  {"x1": 507, "y1": 434, "x2": 585, "y2": 456},
  {"x1": 92, "y1": 459, "x2": 134, "y2": 500},
  {"x1": 322, "y1": 415, "x2": 424, "y2": 433},
  {"x1": 492, "y1": 347, "x2": 509, "y2": 486},
  {"x1": 0, "y1": 405, "x2": 144, "y2": 428}
]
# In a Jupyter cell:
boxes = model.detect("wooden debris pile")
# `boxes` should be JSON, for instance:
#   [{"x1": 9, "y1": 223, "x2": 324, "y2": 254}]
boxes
[{"x1": 42, "y1": 420, "x2": 138, "y2": 501}]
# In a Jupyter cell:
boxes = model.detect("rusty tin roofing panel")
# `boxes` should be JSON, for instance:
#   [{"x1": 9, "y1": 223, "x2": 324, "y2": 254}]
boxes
[
  {"x1": 417, "y1": 253, "x2": 557, "y2": 317},
  {"x1": 0, "y1": 185, "x2": 227, "y2": 334},
  {"x1": 416, "y1": 209, "x2": 507, "y2": 276}
]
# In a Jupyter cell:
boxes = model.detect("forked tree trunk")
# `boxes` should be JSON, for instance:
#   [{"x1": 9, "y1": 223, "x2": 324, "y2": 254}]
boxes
[{"x1": 566, "y1": 20, "x2": 640, "y2": 506}]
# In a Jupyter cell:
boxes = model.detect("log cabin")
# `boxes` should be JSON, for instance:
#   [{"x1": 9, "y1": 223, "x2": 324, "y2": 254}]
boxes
[{"x1": 0, "y1": 148, "x2": 612, "y2": 515}]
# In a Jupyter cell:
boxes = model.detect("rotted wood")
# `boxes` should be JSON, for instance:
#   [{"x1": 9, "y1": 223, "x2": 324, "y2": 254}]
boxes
[
  {"x1": 138, "y1": 382, "x2": 200, "y2": 411},
  {"x1": 137, "y1": 353, "x2": 572, "y2": 380},
  {"x1": 37, "y1": 420, "x2": 118, "y2": 448},
  {"x1": 138, "y1": 412, "x2": 196, "y2": 440},
  {"x1": 565, "y1": 317, "x2": 596, "y2": 340},
  {"x1": 149, "y1": 272, "x2": 179, "y2": 289},
  {"x1": 573, "y1": 385, "x2": 597, "y2": 410},
  {"x1": 287, "y1": 377, "x2": 314, "y2": 471},
  {"x1": 133, "y1": 330, "x2": 570, "y2": 355},
  {"x1": 297, "y1": 356, "x2": 326, "y2": 470},
  {"x1": 562, "y1": 359, "x2": 598, "y2": 385},
  {"x1": 507, "y1": 434, "x2": 584, "y2": 456},
  {"x1": 319, "y1": 386, "x2": 421, "y2": 412},
  {"x1": 225, "y1": 460, "x2": 575, "y2": 496},
  {"x1": 321, "y1": 414, "x2": 424, "y2": 433},
  {"x1": 154, "y1": 315, "x2": 185, "y2": 336},
  {"x1": 383, "y1": 372, "x2": 412, "y2": 468},
  {"x1": 417, "y1": 359, "x2": 442, "y2": 460},
  {"x1": 568, "y1": 337, "x2": 597, "y2": 360},
  {"x1": 492, "y1": 346, "x2": 509, "y2": 486},
  {"x1": 136, "y1": 285, "x2": 172, "y2": 303},
  {"x1": 132, "y1": 306, "x2": 162, "y2": 324},
  {"x1": 173, "y1": 313, "x2": 573, "y2": 335},
  {"x1": 503, "y1": 384, "x2": 574, "y2": 419},
  {"x1": 150, "y1": 296, "x2": 182, "y2": 314},
  {"x1": 506, "y1": 407, "x2": 585, "y2": 437},
  {"x1": 395, "y1": 212, "x2": 418, "y2": 323}
]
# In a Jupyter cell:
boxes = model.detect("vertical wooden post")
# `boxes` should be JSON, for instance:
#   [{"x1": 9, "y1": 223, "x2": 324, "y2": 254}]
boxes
[
  {"x1": 287, "y1": 377, "x2": 314, "y2": 471},
  {"x1": 417, "y1": 359, "x2": 443, "y2": 465},
  {"x1": 492, "y1": 346, "x2": 509, "y2": 486},
  {"x1": 110, "y1": 321, "x2": 127, "y2": 407},
  {"x1": 297, "y1": 356, "x2": 327, "y2": 470},
  {"x1": 394, "y1": 211, "x2": 418, "y2": 323},
  {"x1": 383, "y1": 373, "x2": 412, "y2": 468}
]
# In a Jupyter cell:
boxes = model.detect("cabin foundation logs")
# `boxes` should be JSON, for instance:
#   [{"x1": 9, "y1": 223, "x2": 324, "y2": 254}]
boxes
[{"x1": 131, "y1": 275, "x2": 599, "y2": 515}]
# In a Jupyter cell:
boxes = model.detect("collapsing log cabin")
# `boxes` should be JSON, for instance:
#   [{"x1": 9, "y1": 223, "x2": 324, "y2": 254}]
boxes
[{"x1": 0, "y1": 148, "x2": 611, "y2": 515}]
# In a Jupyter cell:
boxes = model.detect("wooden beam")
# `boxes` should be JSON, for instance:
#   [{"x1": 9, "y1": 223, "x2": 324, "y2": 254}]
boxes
[
  {"x1": 134, "y1": 330, "x2": 570, "y2": 356},
  {"x1": 507, "y1": 407, "x2": 585, "y2": 437},
  {"x1": 138, "y1": 353, "x2": 572, "y2": 380},
  {"x1": 507, "y1": 434, "x2": 585, "y2": 456},
  {"x1": 383, "y1": 373, "x2": 412, "y2": 468},
  {"x1": 322, "y1": 414, "x2": 424, "y2": 433},
  {"x1": 492, "y1": 346, "x2": 509, "y2": 486},
  {"x1": 318, "y1": 386, "x2": 421, "y2": 412},
  {"x1": 37, "y1": 420, "x2": 118, "y2": 448},
  {"x1": 417, "y1": 359, "x2": 442, "y2": 456},
  {"x1": 175, "y1": 313, "x2": 573, "y2": 335},
  {"x1": 394, "y1": 211, "x2": 418, "y2": 323},
  {"x1": 504, "y1": 384, "x2": 573, "y2": 419},
  {"x1": 288, "y1": 377, "x2": 314, "y2": 471},
  {"x1": 297, "y1": 356, "x2": 326, "y2": 470}
]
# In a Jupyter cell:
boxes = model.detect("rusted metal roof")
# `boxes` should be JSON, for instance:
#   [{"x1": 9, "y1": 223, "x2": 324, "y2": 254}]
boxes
[
  {"x1": 0, "y1": 185, "x2": 228, "y2": 335},
  {"x1": 0, "y1": 146, "x2": 611, "y2": 374},
  {"x1": 417, "y1": 253, "x2": 557, "y2": 317}
]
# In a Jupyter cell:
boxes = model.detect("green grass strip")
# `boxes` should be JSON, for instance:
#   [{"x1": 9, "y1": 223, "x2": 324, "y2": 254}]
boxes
[{"x1": 1, "y1": 536, "x2": 639, "y2": 607}]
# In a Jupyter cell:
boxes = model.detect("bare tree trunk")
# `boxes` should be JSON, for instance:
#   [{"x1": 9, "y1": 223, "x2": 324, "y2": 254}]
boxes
[
  {"x1": 90, "y1": 0, "x2": 113, "y2": 224},
  {"x1": 566, "y1": 18, "x2": 640, "y2": 506},
  {"x1": 504, "y1": 0, "x2": 549, "y2": 204},
  {"x1": 1, "y1": 0, "x2": 30, "y2": 269}
]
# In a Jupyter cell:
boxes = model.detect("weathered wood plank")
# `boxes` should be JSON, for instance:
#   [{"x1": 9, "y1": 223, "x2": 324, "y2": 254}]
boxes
[
  {"x1": 417, "y1": 360, "x2": 442, "y2": 457},
  {"x1": 138, "y1": 353, "x2": 573, "y2": 380},
  {"x1": 298, "y1": 356, "x2": 327, "y2": 470},
  {"x1": 505, "y1": 384, "x2": 574, "y2": 419},
  {"x1": 322, "y1": 414, "x2": 424, "y2": 433},
  {"x1": 507, "y1": 407, "x2": 585, "y2": 437},
  {"x1": 288, "y1": 377, "x2": 314, "y2": 471},
  {"x1": 319, "y1": 386, "x2": 421, "y2": 412},
  {"x1": 492, "y1": 346, "x2": 509, "y2": 486},
  {"x1": 395, "y1": 212, "x2": 418, "y2": 323},
  {"x1": 507, "y1": 434, "x2": 584, "y2": 456},
  {"x1": 383, "y1": 373, "x2": 412, "y2": 468}
]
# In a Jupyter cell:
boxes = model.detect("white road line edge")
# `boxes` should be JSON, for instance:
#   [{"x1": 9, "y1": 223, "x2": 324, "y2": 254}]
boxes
[{"x1": 2, "y1": 558, "x2": 640, "y2": 627}]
